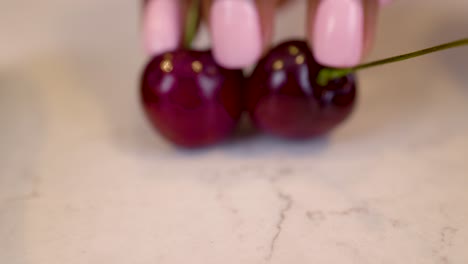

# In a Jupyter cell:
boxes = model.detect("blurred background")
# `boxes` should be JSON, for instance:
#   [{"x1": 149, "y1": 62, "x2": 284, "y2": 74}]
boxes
[{"x1": 1, "y1": 1, "x2": 468, "y2": 263}]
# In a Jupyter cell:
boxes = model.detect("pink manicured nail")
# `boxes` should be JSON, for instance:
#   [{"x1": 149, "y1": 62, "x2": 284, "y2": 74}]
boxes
[
  {"x1": 143, "y1": 0, "x2": 181, "y2": 56},
  {"x1": 312, "y1": 0, "x2": 364, "y2": 68},
  {"x1": 210, "y1": 0, "x2": 262, "y2": 69}
]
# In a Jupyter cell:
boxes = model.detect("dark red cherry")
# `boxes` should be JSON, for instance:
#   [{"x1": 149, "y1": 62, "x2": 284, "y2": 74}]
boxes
[
  {"x1": 245, "y1": 40, "x2": 357, "y2": 139},
  {"x1": 141, "y1": 49, "x2": 244, "y2": 148}
]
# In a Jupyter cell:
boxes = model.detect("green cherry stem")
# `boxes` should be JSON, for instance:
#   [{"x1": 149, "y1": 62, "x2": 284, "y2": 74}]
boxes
[
  {"x1": 183, "y1": 0, "x2": 202, "y2": 49},
  {"x1": 317, "y1": 38, "x2": 468, "y2": 86}
]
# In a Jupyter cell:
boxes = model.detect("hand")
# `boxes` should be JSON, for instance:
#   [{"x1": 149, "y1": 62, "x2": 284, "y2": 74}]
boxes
[{"x1": 142, "y1": 0, "x2": 391, "y2": 69}]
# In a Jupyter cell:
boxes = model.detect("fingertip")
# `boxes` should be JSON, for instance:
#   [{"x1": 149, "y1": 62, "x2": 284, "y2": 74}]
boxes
[
  {"x1": 210, "y1": 0, "x2": 263, "y2": 69},
  {"x1": 143, "y1": 0, "x2": 182, "y2": 56},
  {"x1": 310, "y1": 0, "x2": 364, "y2": 68}
]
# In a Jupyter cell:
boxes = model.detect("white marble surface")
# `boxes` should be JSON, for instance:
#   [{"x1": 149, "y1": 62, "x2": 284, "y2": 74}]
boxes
[{"x1": 1, "y1": 0, "x2": 468, "y2": 263}]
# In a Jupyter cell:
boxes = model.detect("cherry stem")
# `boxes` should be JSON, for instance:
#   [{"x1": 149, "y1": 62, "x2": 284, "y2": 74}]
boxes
[
  {"x1": 183, "y1": 0, "x2": 201, "y2": 49},
  {"x1": 317, "y1": 38, "x2": 468, "y2": 86}
]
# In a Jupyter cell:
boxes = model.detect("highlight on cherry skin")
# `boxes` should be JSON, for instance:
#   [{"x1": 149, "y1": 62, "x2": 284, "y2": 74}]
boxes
[
  {"x1": 140, "y1": 49, "x2": 244, "y2": 148},
  {"x1": 245, "y1": 40, "x2": 357, "y2": 139}
]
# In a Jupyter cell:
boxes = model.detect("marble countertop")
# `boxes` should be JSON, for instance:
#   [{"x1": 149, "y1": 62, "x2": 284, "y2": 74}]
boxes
[{"x1": 1, "y1": 1, "x2": 467, "y2": 263}]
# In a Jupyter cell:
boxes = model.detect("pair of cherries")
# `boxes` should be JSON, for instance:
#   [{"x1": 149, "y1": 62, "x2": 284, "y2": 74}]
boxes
[{"x1": 140, "y1": 40, "x2": 356, "y2": 148}]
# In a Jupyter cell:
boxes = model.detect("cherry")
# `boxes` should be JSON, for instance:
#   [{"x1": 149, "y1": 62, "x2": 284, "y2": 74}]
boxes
[
  {"x1": 140, "y1": 49, "x2": 244, "y2": 148},
  {"x1": 245, "y1": 40, "x2": 357, "y2": 139}
]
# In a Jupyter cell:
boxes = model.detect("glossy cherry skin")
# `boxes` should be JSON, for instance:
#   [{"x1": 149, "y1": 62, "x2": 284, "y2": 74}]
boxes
[
  {"x1": 141, "y1": 49, "x2": 244, "y2": 148},
  {"x1": 245, "y1": 40, "x2": 357, "y2": 139}
]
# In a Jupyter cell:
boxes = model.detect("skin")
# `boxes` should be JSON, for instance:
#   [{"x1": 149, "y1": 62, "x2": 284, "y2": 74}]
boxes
[
  {"x1": 200, "y1": 0, "x2": 379, "y2": 55},
  {"x1": 142, "y1": 0, "x2": 390, "y2": 68}
]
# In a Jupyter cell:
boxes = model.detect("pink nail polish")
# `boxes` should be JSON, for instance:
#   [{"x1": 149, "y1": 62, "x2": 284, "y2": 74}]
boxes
[
  {"x1": 312, "y1": 0, "x2": 364, "y2": 68},
  {"x1": 210, "y1": 0, "x2": 262, "y2": 69},
  {"x1": 143, "y1": 0, "x2": 181, "y2": 56}
]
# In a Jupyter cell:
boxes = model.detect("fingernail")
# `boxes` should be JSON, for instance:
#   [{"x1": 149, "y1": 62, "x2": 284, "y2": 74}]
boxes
[
  {"x1": 312, "y1": 0, "x2": 364, "y2": 68},
  {"x1": 210, "y1": 0, "x2": 262, "y2": 68},
  {"x1": 143, "y1": 0, "x2": 181, "y2": 56}
]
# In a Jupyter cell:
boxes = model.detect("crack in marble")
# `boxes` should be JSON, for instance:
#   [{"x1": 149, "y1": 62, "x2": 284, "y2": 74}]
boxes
[
  {"x1": 265, "y1": 191, "x2": 293, "y2": 262},
  {"x1": 329, "y1": 207, "x2": 369, "y2": 216},
  {"x1": 208, "y1": 171, "x2": 244, "y2": 242},
  {"x1": 432, "y1": 226, "x2": 458, "y2": 264},
  {"x1": 216, "y1": 189, "x2": 239, "y2": 215},
  {"x1": 204, "y1": 171, "x2": 240, "y2": 216},
  {"x1": 305, "y1": 206, "x2": 408, "y2": 233},
  {"x1": 440, "y1": 226, "x2": 457, "y2": 247},
  {"x1": 269, "y1": 167, "x2": 294, "y2": 183},
  {"x1": 389, "y1": 218, "x2": 404, "y2": 228},
  {"x1": 439, "y1": 256, "x2": 449, "y2": 264},
  {"x1": 1, "y1": 170, "x2": 41, "y2": 209},
  {"x1": 306, "y1": 210, "x2": 326, "y2": 223},
  {"x1": 305, "y1": 206, "x2": 369, "y2": 225}
]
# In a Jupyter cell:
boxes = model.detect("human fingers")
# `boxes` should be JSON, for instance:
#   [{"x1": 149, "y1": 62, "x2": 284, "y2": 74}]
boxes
[
  {"x1": 308, "y1": 0, "x2": 391, "y2": 68},
  {"x1": 207, "y1": 0, "x2": 282, "y2": 69},
  {"x1": 142, "y1": 0, "x2": 194, "y2": 56}
]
